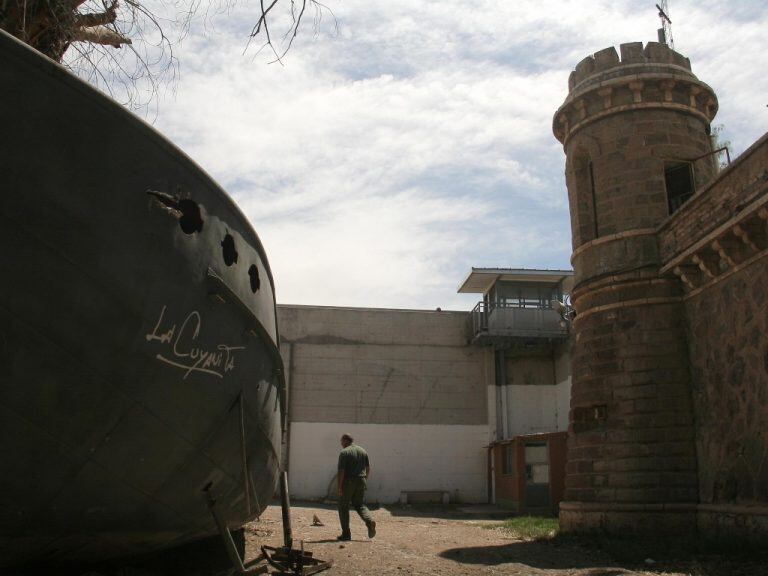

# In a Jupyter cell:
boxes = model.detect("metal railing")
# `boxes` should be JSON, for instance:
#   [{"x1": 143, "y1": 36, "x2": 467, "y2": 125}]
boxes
[{"x1": 469, "y1": 301, "x2": 570, "y2": 341}]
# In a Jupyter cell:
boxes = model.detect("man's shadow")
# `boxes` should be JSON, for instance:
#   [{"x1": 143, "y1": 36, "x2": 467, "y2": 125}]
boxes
[{"x1": 304, "y1": 539, "x2": 372, "y2": 544}]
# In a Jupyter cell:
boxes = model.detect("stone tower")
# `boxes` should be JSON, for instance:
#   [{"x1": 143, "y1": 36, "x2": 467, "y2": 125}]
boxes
[{"x1": 552, "y1": 42, "x2": 718, "y2": 534}]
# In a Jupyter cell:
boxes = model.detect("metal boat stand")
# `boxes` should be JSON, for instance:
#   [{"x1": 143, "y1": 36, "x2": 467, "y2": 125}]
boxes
[{"x1": 205, "y1": 472, "x2": 332, "y2": 576}]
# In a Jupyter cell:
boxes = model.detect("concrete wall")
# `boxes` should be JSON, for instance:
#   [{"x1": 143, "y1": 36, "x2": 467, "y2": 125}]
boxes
[
  {"x1": 278, "y1": 305, "x2": 490, "y2": 503},
  {"x1": 504, "y1": 385, "x2": 559, "y2": 437},
  {"x1": 556, "y1": 381, "x2": 570, "y2": 432},
  {"x1": 288, "y1": 422, "x2": 487, "y2": 503},
  {"x1": 497, "y1": 344, "x2": 571, "y2": 438},
  {"x1": 555, "y1": 346, "x2": 572, "y2": 432}
]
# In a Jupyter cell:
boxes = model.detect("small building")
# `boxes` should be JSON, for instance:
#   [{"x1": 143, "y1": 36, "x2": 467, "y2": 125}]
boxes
[
  {"x1": 489, "y1": 432, "x2": 567, "y2": 514},
  {"x1": 461, "y1": 268, "x2": 573, "y2": 346}
]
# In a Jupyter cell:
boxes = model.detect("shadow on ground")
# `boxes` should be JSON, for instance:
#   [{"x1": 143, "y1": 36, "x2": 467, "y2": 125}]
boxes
[
  {"x1": 286, "y1": 500, "x2": 382, "y2": 512},
  {"x1": 439, "y1": 536, "x2": 768, "y2": 576},
  {"x1": 440, "y1": 539, "x2": 615, "y2": 571},
  {"x1": 289, "y1": 499, "x2": 522, "y2": 522},
  {"x1": 383, "y1": 503, "x2": 523, "y2": 521}
]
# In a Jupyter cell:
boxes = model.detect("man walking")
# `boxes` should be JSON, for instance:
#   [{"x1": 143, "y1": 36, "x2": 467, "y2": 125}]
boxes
[{"x1": 336, "y1": 433, "x2": 376, "y2": 541}]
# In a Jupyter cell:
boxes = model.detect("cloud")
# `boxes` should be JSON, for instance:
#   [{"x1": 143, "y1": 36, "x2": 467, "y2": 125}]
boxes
[{"x1": 144, "y1": 0, "x2": 768, "y2": 310}]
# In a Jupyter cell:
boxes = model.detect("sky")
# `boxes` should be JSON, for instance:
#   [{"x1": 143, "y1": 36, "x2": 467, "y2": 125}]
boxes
[{"x1": 135, "y1": 0, "x2": 767, "y2": 310}]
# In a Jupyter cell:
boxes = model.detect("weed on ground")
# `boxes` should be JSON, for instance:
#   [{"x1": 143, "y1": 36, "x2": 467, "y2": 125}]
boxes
[{"x1": 485, "y1": 516, "x2": 559, "y2": 540}]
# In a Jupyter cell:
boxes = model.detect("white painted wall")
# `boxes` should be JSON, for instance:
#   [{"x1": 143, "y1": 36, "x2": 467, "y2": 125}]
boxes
[
  {"x1": 501, "y1": 376, "x2": 571, "y2": 437},
  {"x1": 554, "y1": 345, "x2": 571, "y2": 432},
  {"x1": 504, "y1": 385, "x2": 558, "y2": 437},
  {"x1": 288, "y1": 422, "x2": 488, "y2": 503}
]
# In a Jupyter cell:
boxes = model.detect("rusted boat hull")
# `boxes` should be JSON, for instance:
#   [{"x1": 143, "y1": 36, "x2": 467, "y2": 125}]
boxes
[{"x1": 0, "y1": 30, "x2": 284, "y2": 567}]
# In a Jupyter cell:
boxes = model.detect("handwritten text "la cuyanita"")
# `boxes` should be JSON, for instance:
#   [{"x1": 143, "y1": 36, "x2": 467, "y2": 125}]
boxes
[{"x1": 145, "y1": 305, "x2": 245, "y2": 379}]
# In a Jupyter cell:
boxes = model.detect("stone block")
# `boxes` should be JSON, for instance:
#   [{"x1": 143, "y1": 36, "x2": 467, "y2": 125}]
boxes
[
  {"x1": 619, "y1": 42, "x2": 644, "y2": 63},
  {"x1": 644, "y1": 41, "x2": 674, "y2": 64},
  {"x1": 573, "y1": 55, "x2": 596, "y2": 86},
  {"x1": 593, "y1": 47, "x2": 619, "y2": 71}
]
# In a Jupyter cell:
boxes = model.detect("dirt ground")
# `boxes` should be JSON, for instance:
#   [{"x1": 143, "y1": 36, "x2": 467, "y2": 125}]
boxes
[{"x1": 244, "y1": 503, "x2": 767, "y2": 576}]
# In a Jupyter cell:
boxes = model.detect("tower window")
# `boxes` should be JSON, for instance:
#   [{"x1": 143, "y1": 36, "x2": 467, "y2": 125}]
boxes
[
  {"x1": 572, "y1": 153, "x2": 598, "y2": 243},
  {"x1": 665, "y1": 161, "x2": 695, "y2": 214},
  {"x1": 588, "y1": 161, "x2": 598, "y2": 239}
]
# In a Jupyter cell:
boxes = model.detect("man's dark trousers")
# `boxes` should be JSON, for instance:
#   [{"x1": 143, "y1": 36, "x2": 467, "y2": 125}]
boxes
[{"x1": 338, "y1": 477, "x2": 374, "y2": 536}]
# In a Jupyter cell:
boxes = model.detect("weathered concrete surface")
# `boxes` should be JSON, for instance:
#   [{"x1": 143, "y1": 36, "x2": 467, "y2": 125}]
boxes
[
  {"x1": 498, "y1": 347, "x2": 571, "y2": 438},
  {"x1": 279, "y1": 305, "x2": 487, "y2": 425},
  {"x1": 279, "y1": 304, "x2": 574, "y2": 504},
  {"x1": 288, "y1": 422, "x2": 488, "y2": 503},
  {"x1": 279, "y1": 305, "x2": 490, "y2": 503}
]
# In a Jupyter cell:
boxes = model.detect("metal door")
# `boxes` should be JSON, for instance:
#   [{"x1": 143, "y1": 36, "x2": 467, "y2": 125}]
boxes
[{"x1": 524, "y1": 442, "x2": 550, "y2": 509}]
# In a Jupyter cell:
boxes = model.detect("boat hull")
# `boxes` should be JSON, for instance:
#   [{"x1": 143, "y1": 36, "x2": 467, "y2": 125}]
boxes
[{"x1": 0, "y1": 30, "x2": 284, "y2": 567}]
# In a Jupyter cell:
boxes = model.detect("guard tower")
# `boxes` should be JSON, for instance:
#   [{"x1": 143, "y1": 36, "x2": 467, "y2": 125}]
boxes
[
  {"x1": 459, "y1": 268, "x2": 573, "y2": 346},
  {"x1": 553, "y1": 42, "x2": 718, "y2": 534}
]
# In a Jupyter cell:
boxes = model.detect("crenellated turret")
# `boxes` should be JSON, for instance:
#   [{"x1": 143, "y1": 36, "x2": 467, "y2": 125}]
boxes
[
  {"x1": 554, "y1": 42, "x2": 716, "y2": 537},
  {"x1": 554, "y1": 42, "x2": 717, "y2": 146}
]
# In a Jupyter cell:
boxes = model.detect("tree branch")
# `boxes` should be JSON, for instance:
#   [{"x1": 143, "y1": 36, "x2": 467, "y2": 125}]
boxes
[
  {"x1": 74, "y1": 1, "x2": 118, "y2": 28},
  {"x1": 72, "y1": 24, "x2": 131, "y2": 47}
]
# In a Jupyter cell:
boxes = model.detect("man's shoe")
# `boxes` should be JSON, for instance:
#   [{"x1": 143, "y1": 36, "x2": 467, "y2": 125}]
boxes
[
  {"x1": 367, "y1": 520, "x2": 376, "y2": 538},
  {"x1": 337, "y1": 534, "x2": 351, "y2": 541}
]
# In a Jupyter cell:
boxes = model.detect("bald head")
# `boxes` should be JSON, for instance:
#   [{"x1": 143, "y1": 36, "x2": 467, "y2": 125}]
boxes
[{"x1": 340, "y1": 434, "x2": 353, "y2": 447}]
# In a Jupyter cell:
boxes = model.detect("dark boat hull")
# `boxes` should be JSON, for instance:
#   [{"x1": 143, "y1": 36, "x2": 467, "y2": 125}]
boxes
[{"x1": 0, "y1": 30, "x2": 284, "y2": 567}]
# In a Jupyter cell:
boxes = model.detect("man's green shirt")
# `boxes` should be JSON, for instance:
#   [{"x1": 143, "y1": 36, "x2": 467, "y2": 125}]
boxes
[{"x1": 338, "y1": 444, "x2": 370, "y2": 478}]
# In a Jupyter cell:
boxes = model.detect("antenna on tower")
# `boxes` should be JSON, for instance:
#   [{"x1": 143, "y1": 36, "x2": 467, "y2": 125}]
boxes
[{"x1": 656, "y1": 2, "x2": 674, "y2": 49}]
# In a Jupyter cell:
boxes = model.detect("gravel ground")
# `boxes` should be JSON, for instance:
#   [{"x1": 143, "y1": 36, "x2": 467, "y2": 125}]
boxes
[{"x1": 242, "y1": 503, "x2": 768, "y2": 576}]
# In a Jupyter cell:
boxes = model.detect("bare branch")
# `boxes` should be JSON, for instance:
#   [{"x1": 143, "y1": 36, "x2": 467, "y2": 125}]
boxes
[
  {"x1": 3, "y1": 0, "x2": 335, "y2": 114},
  {"x1": 72, "y1": 24, "x2": 131, "y2": 47},
  {"x1": 74, "y1": 1, "x2": 118, "y2": 28},
  {"x1": 249, "y1": 0, "x2": 279, "y2": 38}
]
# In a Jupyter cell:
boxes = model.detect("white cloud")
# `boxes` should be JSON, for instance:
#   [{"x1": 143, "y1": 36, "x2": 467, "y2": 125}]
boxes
[{"x1": 136, "y1": 0, "x2": 768, "y2": 310}]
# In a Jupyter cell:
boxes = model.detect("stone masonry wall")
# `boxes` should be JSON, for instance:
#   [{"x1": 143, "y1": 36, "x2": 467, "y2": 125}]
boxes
[
  {"x1": 658, "y1": 132, "x2": 768, "y2": 263},
  {"x1": 567, "y1": 110, "x2": 714, "y2": 256},
  {"x1": 685, "y1": 263, "x2": 768, "y2": 506},
  {"x1": 568, "y1": 282, "x2": 698, "y2": 505},
  {"x1": 556, "y1": 40, "x2": 767, "y2": 541},
  {"x1": 657, "y1": 133, "x2": 768, "y2": 542},
  {"x1": 555, "y1": 42, "x2": 717, "y2": 535}
]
